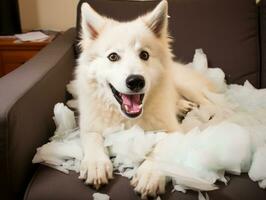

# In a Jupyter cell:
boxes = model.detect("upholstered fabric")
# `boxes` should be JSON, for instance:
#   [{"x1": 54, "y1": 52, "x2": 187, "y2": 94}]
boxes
[
  {"x1": 0, "y1": 28, "x2": 76, "y2": 200},
  {"x1": 260, "y1": 0, "x2": 266, "y2": 87},
  {"x1": 24, "y1": 165, "x2": 266, "y2": 200}
]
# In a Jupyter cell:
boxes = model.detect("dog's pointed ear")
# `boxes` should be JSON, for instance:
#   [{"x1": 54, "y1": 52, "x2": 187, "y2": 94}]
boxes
[
  {"x1": 144, "y1": 0, "x2": 168, "y2": 38},
  {"x1": 81, "y1": 3, "x2": 105, "y2": 40}
]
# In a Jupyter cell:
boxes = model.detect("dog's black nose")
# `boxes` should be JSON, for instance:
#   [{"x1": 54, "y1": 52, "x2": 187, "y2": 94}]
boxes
[{"x1": 126, "y1": 75, "x2": 145, "y2": 92}]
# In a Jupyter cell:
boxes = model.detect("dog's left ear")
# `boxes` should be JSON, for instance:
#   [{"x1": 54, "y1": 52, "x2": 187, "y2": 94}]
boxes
[{"x1": 143, "y1": 0, "x2": 168, "y2": 38}]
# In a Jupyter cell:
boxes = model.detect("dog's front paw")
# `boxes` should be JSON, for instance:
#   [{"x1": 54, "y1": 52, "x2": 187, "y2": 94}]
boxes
[
  {"x1": 131, "y1": 160, "x2": 166, "y2": 199},
  {"x1": 79, "y1": 153, "x2": 113, "y2": 189}
]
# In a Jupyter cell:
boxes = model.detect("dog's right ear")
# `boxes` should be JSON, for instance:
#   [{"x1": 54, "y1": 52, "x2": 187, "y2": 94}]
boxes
[{"x1": 81, "y1": 3, "x2": 105, "y2": 40}]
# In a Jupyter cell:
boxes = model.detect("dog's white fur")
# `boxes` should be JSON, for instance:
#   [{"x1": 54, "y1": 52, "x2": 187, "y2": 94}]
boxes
[{"x1": 75, "y1": 0, "x2": 216, "y2": 197}]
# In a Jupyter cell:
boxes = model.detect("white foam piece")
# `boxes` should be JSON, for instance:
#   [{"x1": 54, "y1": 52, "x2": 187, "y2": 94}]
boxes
[
  {"x1": 191, "y1": 49, "x2": 227, "y2": 92},
  {"x1": 149, "y1": 122, "x2": 252, "y2": 189},
  {"x1": 249, "y1": 146, "x2": 266, "y2": 183},
  {"x1": 192, "y1": 49, "x2": 208, "y2": 72},
  {"x1": 93, "y1": 193, "x2": 110, "y2": 200},
  {"x1": 104, "y1": 125, "x2": 167, "y2": 172},
  {"x1": 156, "y1": 196, "x2": 162, "y2": 200},
  {"x1": 32, "y1": 135, "x2": 82, "y2": 173},
  {"x1": 226, "y1": 81, "x2": 266, "y2": 111},
  {"x1": 259, "y1": 180, "x2": 266, "y2": 189},
  {"x1": 172, "y1": 184, "x2": 187, "y2": 193},
  {"x1": 198, "y1": 191, "x2": 209, "y2": 200},
  {"x1": 157, "y1": 162, "x2": 218, "y2": 191},
  {"x1": 52, "y1": 103, "x2": 77, "y2": 140}
]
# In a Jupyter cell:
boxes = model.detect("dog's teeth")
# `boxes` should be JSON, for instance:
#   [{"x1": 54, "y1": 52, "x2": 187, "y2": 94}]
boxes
[
  {"x1": 139, "y1": 104, "x2": 143, "y2": 109},
  {"x1": 125, "y1": 105, "x2": 129, "y2": 111}
]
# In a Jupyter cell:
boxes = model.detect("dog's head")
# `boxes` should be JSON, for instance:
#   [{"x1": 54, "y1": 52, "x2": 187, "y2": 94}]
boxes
[{"x1": 78, "y1": 0, "x2": 172, "y2": 119}]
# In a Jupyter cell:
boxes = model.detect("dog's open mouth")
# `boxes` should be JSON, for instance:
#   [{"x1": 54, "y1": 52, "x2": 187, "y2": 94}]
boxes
[{"x1": 109, "y1": 84, "x2": 144, "y2": 118}]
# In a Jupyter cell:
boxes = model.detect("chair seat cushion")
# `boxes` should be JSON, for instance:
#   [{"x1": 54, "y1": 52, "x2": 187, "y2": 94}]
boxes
[{"x1": 24, "y1": 165, "x2": 266, "y2": 200}]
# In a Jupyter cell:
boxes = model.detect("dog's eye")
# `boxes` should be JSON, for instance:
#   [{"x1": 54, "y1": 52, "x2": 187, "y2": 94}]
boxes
[
  {"x1": 139, "y1": 51, "x2": 149, "y2": 61},
  {"x1": 108, "y1": 53, "x2": 120, "y2": 62}
]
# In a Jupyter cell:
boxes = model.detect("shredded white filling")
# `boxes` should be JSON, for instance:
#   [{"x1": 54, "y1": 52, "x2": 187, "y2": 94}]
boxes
[
  {"x1": 92, "y1": 193, "x2": 110, "y2": 200},
  {"x1": 32, "y1": 49, "x2": 266, "y2": 199}
]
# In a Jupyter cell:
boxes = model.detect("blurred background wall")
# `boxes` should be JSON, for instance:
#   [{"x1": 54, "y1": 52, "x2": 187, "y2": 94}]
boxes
[
  {"x1": 18, "y1": 0, "x2": 261, "y2": 32},
  {"x1": 18, "y1": 0, "x2": 79, "y2": 32}
]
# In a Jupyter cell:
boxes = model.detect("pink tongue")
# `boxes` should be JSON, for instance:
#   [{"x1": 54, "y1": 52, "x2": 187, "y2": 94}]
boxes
[{"x1": 121, "y1": 94, "x2": 141, "y2": 113}]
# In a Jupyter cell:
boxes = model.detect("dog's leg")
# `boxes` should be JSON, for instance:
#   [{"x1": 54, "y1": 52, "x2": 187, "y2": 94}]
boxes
[
  {"x1": 77, "y1": 86, "x2": 113, "y2": 188},
  {"x1": 131, "y1": 138, "x2": 169, "y2": 198},
  {"x1": 79, "y1": 132, "x2": 113, "y2": 189},
  {"x1": 131, "y1": 160, "x2": 166, "y2": 199}
]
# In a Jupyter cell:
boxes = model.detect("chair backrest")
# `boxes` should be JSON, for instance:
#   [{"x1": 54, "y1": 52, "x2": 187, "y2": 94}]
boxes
[
  {"x1": 260, "y1": 0, "x2": 266, "y2": 88},
  {"x1": 76, "y1": 0, "x2": 262, "y2": 88}
]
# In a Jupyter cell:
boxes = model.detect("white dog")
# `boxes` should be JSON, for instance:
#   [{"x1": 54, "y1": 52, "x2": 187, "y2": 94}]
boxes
[{"x1": 75, "y1": 0, "x2": 216, "y2": 198}]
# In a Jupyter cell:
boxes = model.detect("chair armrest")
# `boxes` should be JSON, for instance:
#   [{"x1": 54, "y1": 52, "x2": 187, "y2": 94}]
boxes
[{"x1": 0, "y1": 28, "x2": 77, "y2": 199}]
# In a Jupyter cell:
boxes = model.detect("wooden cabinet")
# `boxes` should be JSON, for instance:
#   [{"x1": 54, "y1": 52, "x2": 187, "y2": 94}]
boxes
[{"x1": 0, "y1": 38, "x2": 51, "y2": 77}]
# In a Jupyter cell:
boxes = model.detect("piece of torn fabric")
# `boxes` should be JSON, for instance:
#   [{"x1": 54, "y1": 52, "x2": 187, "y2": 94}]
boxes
[
  {"x1": 156, "y1": 196, "x2": 162, "y2": 200},
  {"x1": 149, "y1": 122, "x2": 251, "y2": 191},
  {"x1": 33, "y1": 49, "x2": 266, "y2": 198},
  {"x1": 32, "y1": 130, "x2": 82, "y2": 173},
  {"x1": 248, "y1": 145, "x2": 266, "y2": 188},
  {"x1": 104, "y1": 125, "x2": 167, "y2": 178}
]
